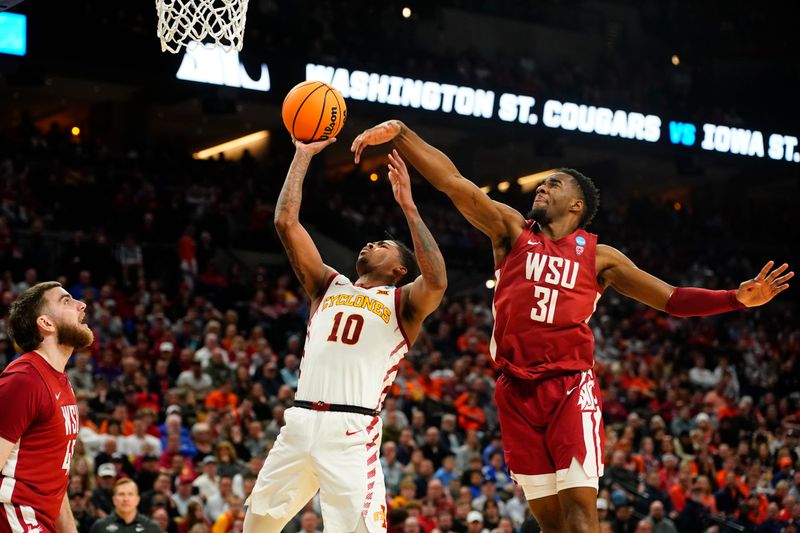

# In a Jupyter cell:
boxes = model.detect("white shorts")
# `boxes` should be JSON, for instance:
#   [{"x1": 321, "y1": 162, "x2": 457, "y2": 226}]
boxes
[
  {"x1": 246, "y1": 407, "x2": 387, "y2": 533},
  {"x1": 511, "y1": 457, "x2": 599, "y2": 500}
]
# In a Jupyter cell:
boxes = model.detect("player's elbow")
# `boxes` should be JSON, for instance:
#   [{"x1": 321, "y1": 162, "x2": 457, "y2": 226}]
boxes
[
  {"x1": 426, "y1": 274, "x2": 448, "y2": 293},
  {"x1": 429, "y1": 281, "x2": 448, "y2": 294},
  {"x1": 435, "y1": 173, "x2": 467, "y2": 196},
  {"x1": 273, "y1": 215, "x2": 296, "y2": 234}
]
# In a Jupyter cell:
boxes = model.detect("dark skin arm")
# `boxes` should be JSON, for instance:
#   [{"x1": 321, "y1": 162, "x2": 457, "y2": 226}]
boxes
[
  {"x1": 597, "y1": 245, "x2": 793, "y2": 310},
  {"x1": 352, "y1": 120, "x2": 525, "y2": 265},
  {"x1": 274, "y1": 138, "x2": 337, "y2": 305},
  {"x1": 387, "y1": 150, "x2": 447, "y2": 343},
  {"x1": 353, "y1": 123, "x2": 795, "y2": 312}
]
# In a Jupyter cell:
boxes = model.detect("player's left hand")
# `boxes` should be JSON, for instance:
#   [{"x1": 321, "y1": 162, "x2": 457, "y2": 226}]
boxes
[
  {"x1": 735, "y1": 261, "x2": 794, "y2": 307},
  {"x1": 351, "y1": 120, "x2": 403, "y2": 164},
  {"x1": 387, "y1": 149, "x2": 414, "y2": 209}
]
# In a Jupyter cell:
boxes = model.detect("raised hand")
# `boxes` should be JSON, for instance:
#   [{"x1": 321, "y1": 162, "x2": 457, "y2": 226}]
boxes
[
  {"x1": 351, "y1": 120, "x2": 403, "y2": 163},
  {"x1": 736, "y1": 261, "x2": 794, "y2": 307},
  {"x1": 293, "y1": 136, "x2": 337, "y2": 157},
  {"x1": 387, "y1": 149, "x2": 414, "y2": 209}
]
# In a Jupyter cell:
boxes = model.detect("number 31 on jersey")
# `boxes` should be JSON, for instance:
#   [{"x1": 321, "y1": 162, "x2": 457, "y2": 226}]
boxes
[{"x1": 531, "y1": 286, "x2": 559, "y2": 324}]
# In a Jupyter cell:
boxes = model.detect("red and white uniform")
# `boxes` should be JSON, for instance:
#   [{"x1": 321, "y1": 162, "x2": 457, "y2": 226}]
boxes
[
  {"x1": 247, "y1": 273, "x2": 408, "y2": 533},
  {"x1": 491, "y1": 222, "x2": 605, "y2": 496},
  {"x1": 0, "y1": 352, "x2": 79, "y2": 533}
]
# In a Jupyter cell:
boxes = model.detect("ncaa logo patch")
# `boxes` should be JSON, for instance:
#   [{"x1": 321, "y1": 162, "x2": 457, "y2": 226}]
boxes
[{"x1": 575, "y1": 236, "x2": 586, "y2": 256}]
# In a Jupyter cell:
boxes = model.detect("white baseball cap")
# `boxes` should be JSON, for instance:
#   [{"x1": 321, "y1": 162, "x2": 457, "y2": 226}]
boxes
[
  {"x1": 467, "y1": 511, "x2": 483, "y2": 523},
  {"x1": 97, "y1": 463, "x2": 117, "y2": 477}
]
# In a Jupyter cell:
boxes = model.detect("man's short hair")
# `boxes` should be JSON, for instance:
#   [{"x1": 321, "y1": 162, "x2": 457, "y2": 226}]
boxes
[
  {"x1": 112, "y1": 478, "x2": 138, "y2": 496},
  {"x1": 556, "y1": 168, "x2": 600, "y2": 228},
  {"x1": 392, "y1": 240, "x2": 419, "y2": 287},
  {"x1": 8, "y1": 282, "x2": 62, "y2": 352}
]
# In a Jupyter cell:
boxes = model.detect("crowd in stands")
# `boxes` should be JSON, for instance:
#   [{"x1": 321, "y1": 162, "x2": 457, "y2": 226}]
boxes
[{"x1": 1, "y1": 98, "x2": 799, "y2": 533}]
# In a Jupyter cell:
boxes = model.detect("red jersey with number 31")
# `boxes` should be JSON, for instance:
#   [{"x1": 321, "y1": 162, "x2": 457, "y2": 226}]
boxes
[
  {"x1": 0, "y1": 352, "x2": 79, "y2": 529},
  {"x1": 490, "y1": 221, "x2": 602, "y2": 380}
]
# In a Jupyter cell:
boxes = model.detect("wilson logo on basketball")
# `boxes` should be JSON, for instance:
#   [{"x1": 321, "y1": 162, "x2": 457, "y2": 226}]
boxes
[{"x1": 319, "y1": 106, "x2": 340, "y2": 140}]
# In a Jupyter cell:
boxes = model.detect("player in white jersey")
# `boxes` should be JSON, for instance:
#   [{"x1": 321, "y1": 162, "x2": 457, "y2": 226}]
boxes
[{"x1": 243, "y1": 138, "x2": 447, "y2": 533}]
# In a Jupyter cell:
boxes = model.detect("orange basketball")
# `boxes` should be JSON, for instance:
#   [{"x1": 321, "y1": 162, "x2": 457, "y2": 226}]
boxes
[{"x1": 282, "y1": 81, "x2": 347, "y2": 142}]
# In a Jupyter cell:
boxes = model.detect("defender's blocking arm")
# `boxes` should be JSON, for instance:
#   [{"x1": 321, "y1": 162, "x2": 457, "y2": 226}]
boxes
[
  {"x1": 352, "y1": 120, "x2": 524, "y2": 246},
  {"x1": 598, "y1": 244, "x2": 793, "y2": 314}
]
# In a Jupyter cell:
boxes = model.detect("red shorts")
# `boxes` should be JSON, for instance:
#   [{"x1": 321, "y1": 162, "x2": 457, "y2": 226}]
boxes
[
  {"x1": 494, "y1": 369, "x2": 605, "y2": 480},
  {"x1": 0, "y1": 502, "x2": 55, "y2": 533}
]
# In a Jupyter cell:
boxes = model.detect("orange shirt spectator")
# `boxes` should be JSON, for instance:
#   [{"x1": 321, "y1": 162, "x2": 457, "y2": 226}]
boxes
[
  {"x1": 212, "y1": 507, "x2": 245, "y2": 533},
  {"x1": 99, "y1": 417, "x2": 134, "y2": 437},
  {"x1": 205, "y1": 382, "x2": 239, "y2": 411},
  {"x1": 669, "y1": 480, "x2": 691, "y2": 513},
  {"x1": 454, "y1": 392, "x2": 486, "y2": 432}
]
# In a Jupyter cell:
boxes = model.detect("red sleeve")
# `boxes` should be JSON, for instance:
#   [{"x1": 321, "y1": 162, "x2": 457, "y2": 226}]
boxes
[
  {"x1": 665, "y1": 287, "x2": 746, "y2": 317},
  {"x1": 0, "y1": 363, "x2": 52, "y2": 443}
]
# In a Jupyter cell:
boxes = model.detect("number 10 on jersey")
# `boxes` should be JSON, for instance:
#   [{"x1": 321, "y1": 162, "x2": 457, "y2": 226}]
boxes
[
  {"x1": 531, "y1": 286, "x2": 559, "y2": 324},
  {"x1": 327, "y1": 312, "x2": 365, "y2": 344}
]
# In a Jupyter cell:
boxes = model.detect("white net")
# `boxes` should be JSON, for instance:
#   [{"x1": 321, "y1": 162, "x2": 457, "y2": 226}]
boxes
[{"x1": 156, "y1": 0, "x2": 249, "y2": 54}]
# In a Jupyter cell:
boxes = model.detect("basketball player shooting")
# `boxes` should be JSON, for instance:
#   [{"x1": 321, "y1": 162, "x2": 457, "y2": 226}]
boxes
[
  {"x1": 351, "y1": 120, "x2": 793, "y2": 533},
  {"x1": 243, "y1": 138, "x2": 447, "y2": 533}
]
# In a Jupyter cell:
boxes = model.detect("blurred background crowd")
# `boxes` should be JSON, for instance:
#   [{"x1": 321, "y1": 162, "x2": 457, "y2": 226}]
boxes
[{"x1": 1, "y1": 115, "x2": 798, "y2": 533}]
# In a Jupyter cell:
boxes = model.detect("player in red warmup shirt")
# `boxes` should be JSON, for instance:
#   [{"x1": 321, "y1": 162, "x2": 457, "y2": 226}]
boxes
[
  {"x1": 0, "y1": 282, "x2": 94, "y2": 533},
  {"x1": 352, "y1": 121, "x2": 793, "y2": 533}
]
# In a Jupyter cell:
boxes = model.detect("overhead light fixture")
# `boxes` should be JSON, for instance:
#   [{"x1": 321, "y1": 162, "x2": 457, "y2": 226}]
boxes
[
  {"x1": 517, "y1": 169, "x2": 555, "y2": 192},
  {"x1": 497, "y1": 181, "x2": 510, "y2": 192},
  {"x1": 193, "y1": 130, "x2": 269, "y2": 159},
  {"x1": 480, "y1": 185, "x2": 492, "y2": 193}
]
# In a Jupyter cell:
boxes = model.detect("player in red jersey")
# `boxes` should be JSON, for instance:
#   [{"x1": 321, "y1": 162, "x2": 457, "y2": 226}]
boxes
[
  {"x1": 0, "y1": 282, "x2": 94, "y2": 533},
  {"x1": 351, "y1": 120, "x2": 793, "y2": 533}
]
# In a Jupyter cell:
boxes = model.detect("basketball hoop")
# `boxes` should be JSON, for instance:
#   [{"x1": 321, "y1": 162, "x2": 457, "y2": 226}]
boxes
[{"x1": 155, "y1": 0, "x2": 249, "y2": 54}]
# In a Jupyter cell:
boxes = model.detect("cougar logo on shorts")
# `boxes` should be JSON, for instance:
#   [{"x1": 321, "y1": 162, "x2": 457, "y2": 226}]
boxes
[{"x1": 577, "y1": 377, "x2": 597, "y2": 412}]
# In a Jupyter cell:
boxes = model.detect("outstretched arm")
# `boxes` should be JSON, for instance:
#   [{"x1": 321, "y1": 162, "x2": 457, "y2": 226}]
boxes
[
  {"x1": 598, "y1": 245, "x2": 793, "y2": 315},
  {"x1": 274, "y1": 138, "x2": 337, "y2": 301},
  {"x1": 352, "y1": 121, "x2": 525, "y2": 250},
  {"x1": 387, "y1": 150, "x2": 447, "y2": 342}
]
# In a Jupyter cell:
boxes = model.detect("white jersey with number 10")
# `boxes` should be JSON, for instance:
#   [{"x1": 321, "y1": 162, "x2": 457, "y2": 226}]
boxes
[{"x1": 295, "y1": 273, "x2": 410, "y2": 410}]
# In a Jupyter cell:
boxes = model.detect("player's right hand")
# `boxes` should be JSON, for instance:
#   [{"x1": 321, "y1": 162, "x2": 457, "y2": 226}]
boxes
[
  {"x1": 735, "y1": 260, "x2": 793, "y2": 307},
  {"x1": 387, "y1": 149, "x2": 414, "y2": 209},
  {"x1": 293, "y1": 136, "x2": 337, "y2": 157},
  {"x1": 351, "y1": 120, "x2": 403, "y2": 163}
]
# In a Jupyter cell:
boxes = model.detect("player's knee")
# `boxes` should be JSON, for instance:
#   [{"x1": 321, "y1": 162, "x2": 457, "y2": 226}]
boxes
[
  {"x1": 531, "y1": 511, "x2": 564, "y2": 533},
  {"x1": 562, "y1": 503, "x2": 596, "y2": 533}
]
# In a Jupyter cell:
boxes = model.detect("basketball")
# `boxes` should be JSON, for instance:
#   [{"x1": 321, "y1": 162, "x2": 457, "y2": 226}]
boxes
[{"x1": 282, "y1": 81, "x2": 347, "y2": 143}]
